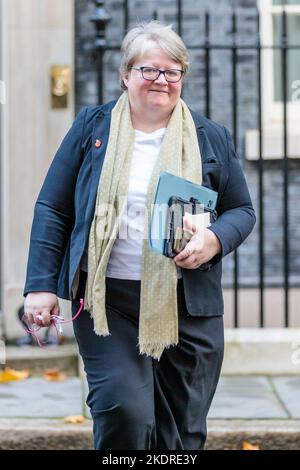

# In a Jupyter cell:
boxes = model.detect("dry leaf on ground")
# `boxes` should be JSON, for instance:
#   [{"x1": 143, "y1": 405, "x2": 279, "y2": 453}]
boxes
[
  {"x1": 0, "y1": 367, "x2": 31, "y2": 383},
  {"x1": 64, "y1": 415, "x2": 85, "y2": 424},
  {"x1": 43, "y1": 368, "x2": 66, "y2": 382},
  {"x1": 242, "y1": 440, "x2": 261, "y2": 450}
]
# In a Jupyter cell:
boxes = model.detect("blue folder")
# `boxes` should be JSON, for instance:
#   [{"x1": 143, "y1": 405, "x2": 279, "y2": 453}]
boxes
[{"x1": 149, "y1": 171, "x2": 218, "y2": 255}]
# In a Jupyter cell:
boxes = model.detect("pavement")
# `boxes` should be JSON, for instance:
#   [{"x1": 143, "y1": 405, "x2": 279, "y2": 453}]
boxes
[{"x1": 0, "y1": 372, "x2": 300, "y2": 450}]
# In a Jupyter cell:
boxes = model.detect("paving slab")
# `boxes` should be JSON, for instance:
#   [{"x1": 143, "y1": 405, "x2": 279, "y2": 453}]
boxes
[
  {"x1": 271, "y1": 376, "x2": 300, "y2": 418},
  {"x1": 82, "y1": 375, "x2": 290, "y2": 420},
  {"x1": 208, "y1": 376, "x2": 288, "y2": 419},
  {"x1": 0, "y1": 377, "x2": 83, "y2": 418},
  {"x1": 1, "y1": 375, "x2": 296, "y2": 421}
]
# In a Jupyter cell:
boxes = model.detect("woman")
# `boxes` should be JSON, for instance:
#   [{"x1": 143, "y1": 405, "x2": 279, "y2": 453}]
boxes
[{"x1": 23, "y1": 21, "x2": 256, "y2": 450}]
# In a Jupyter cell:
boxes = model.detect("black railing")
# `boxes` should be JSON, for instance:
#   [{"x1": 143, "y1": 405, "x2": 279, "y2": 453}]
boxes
[
  {"x1": 0, "y1": 0, "x2": 3, "y2": 311},
  {"x1": 85, "y1": 0, "x2": 300, "y2": 328}
]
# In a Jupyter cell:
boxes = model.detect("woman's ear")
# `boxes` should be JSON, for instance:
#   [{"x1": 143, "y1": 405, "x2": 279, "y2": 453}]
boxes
[{"x1": 122, "y1": 70, "x2": 129, "y2": 88}]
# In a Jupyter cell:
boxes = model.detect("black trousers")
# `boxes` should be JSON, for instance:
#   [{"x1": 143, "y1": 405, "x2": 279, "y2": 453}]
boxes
[{"x1": 72, "y1": 270, "x2": 224, "y2": 451}]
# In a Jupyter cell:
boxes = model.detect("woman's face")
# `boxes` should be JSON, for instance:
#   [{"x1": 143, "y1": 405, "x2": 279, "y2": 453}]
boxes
[{"x1": 122, "y1": 48, "x2": 183, "y2": 117}]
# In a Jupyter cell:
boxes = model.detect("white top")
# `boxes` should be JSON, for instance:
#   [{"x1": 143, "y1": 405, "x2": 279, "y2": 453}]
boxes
[{"x1": 80, "y1": 127, "x2": 182, "y2": 280}]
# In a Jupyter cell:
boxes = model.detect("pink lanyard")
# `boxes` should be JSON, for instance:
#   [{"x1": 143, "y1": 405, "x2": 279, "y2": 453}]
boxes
[{"x1": 22, "y1": 298, "x2": 84, "y2": 348}]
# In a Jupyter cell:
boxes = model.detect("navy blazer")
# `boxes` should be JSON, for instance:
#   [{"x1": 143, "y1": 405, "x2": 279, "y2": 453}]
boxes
[{"x1": 23, "y1": 99, "x2": 256, "y2": 316}]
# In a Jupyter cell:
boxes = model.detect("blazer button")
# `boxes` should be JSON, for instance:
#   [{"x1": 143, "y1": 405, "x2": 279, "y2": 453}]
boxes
[{"x1": 95, "y1": 139, "x2": 102, "y2": 148}]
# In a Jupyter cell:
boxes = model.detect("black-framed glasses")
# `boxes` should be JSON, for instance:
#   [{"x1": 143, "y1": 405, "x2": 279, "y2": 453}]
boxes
[{"x1": 130, "y1": 66, "x2": 184, "y2": 83}]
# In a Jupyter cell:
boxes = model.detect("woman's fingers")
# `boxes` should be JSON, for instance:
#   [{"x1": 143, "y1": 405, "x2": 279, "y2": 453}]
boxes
[
  {"x1": 26, "y1": 312, "x2": 35, "y2": 325},
  {"x1": 175, "y1": 254, "x2": 198, "y2": 269},
  {"x1": 32, "y1": 310, "x2": 51, "y2": 327},
  {"x1": 40, "y1": 310, "x2": 51, "y2": 327},
  {"x1": 25, "y1": 309, "x2": 52, "y2": 327},
  {"x1": 23, "y1": 293, "x2": 59, "y2": 328},
  {"x1": 33, "y1": 312, "x2": 43, "y2": 326}
]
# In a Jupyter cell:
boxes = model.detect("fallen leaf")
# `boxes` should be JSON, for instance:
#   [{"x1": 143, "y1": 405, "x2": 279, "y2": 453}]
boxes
[
  {"x1": 242, "y1": 440, "x2": 260, "y2": 450},
  {"x1": 58, "y1": 335, "x2": 67, "y2": 345},
  {"x1": 43, "y1": 368, "x2": 66, "y2": 382},
  {"x1": 64, "y1": 415, "x2": 85, "y2": 424},
  {"x1": 0, "y1": 367, "x2": 31, "y2": 383}
]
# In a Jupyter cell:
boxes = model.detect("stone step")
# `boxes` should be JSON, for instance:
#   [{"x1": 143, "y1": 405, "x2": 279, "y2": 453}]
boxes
[
  {"x1": 206, "y1": 419, "x2": 300, "y2": 450},
  {"x1": 3, "y1": 328, "x2": 300, "y2": 376},
  {"x1": 0, "y1": 418, "x2": 93, "y2": 450},
  {"x1": 3, "y1": 343, "x2": 79, "y2": 375},
  {"x1": 0, "y1": 418, "x2": 299, "y2": 450}
]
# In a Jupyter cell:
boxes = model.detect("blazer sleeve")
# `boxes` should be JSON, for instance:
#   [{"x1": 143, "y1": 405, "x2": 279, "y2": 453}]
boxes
[
  {"x1": 205, "y1": 126, "x2": 256, "y2": 266},
  {"x1": 23, "y1": 106, "x2": 88, "y2": 297}
]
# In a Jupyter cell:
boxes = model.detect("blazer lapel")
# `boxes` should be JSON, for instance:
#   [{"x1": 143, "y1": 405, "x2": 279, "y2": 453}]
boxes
[{"x1": 84, "y1": 110, "x2": 112, "y2": 238}]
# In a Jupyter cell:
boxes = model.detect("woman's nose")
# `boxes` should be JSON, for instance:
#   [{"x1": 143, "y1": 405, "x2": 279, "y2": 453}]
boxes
[{"x1": 154, "y1": 72, "x2": 168, "y2": 84}]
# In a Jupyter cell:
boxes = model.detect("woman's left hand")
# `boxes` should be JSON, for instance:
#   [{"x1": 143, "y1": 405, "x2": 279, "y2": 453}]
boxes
[{"x1": 173, "y1": 215, "x2": 222, "y2": 269}]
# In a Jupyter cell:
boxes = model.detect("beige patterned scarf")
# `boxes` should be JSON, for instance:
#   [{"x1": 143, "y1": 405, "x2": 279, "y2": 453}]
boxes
[{"x1": 83, "y1": 91, "x2": 202, "y2": 361}]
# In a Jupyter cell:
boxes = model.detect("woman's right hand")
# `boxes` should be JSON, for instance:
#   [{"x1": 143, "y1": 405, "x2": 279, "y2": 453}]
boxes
[{"x1": 24, "y1": 292, "x2": 60, "y2": 327}]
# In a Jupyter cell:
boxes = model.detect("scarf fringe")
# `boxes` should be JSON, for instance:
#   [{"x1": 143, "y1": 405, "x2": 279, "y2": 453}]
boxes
[
  {"x1": 93, "y1": 327, "x2": 111, "y2": 338},
  {"x1": 84, "y1": 303, "x2": 111, "y2": 337},
  {"x1": 138, "y1": 340, "x2": 179, "y2": 362}
]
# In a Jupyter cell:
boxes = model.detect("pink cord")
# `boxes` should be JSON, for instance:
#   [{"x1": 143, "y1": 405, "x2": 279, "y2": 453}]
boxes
[{"x1": 21, "y1": 298, "x2": 84, "y2": 349}]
